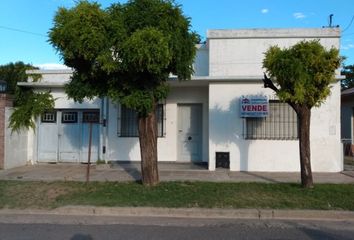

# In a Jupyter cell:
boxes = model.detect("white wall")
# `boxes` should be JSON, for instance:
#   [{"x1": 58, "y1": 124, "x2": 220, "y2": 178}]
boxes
[
  {"x1": 311, "y1": 82, "x2": 342, "y2": 171},
  {"x1": 106, "y1": 86, "x2": 209, "y2": 162},
  {"x1": 208, "y1": 29, "x2": 340, "y2": 77},
  {"x1": 193, "y1": 44, "x2": 209, "y2": 76},
  {"x1": 208, "y1": 81, "x2": 342, "y2": 172},
  {"x1": 4, "y1": 108, "x2": 28, "y2": 169},
  {"x1": 28, "y1": 70, "x2": 72, "y2": 83},
  {"x1": 50, "y1": 89, "x2": 101, "y2": 109}
]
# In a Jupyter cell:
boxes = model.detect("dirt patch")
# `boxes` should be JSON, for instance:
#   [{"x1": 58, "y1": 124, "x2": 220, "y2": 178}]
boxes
[
  {"x1": 46, "y1": 187, "x2": 71, "y2": 201},
  {"x1": 1, "y1": 182, "x2": 76, "y2": 209}
]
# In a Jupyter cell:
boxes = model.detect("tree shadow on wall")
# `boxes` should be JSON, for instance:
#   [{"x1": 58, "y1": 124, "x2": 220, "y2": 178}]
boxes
[{"x1": 209, "y1": 97, "x2": 251, "y2": 171}]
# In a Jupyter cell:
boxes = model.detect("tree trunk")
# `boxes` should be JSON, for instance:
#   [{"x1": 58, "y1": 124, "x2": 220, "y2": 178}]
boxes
[
  {"x1": 297, "y1": 106, "x2": 313, "y2": 188},
  {"x1": 138, "y1": 104, "x2": 159, "y2": 186}
]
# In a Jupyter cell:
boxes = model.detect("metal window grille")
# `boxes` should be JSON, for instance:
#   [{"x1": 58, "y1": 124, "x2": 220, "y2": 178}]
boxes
[
  {"x1": 119, "y1": 104, "x2": 164, "y2": 137},
  {"x1": 156, "y1": 104, "x2": 164, "y2": 137},
  {"x1": 245, "y1": 101, "x2": 298, "y2": 140},
  {"x1": 62, "y1": 111, "x2": 78, "y2": 123},
  {"x1": 83, "y1": 111, "x2": 100, "y2": 123},
  {"x1": 41, "y1": 111, "x2": 56, "y2": 123}
]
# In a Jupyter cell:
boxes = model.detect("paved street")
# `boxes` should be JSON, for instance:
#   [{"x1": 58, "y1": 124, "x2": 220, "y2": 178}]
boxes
[{"x1": 0, "y1": 216, "x2": 353, "y2": 240}]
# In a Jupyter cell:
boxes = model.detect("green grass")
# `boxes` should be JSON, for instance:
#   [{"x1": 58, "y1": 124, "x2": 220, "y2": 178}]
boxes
[{"x1": 0, "y1": 181, "x2": 353, "y2": 210}]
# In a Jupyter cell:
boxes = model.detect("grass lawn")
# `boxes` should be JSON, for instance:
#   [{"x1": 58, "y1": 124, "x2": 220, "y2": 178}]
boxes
[{"x1": 0, "y1": 181, "x2": 353, "y2": 210}]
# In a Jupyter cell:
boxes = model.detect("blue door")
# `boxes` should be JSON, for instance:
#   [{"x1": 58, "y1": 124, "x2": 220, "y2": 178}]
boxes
[{"x1": 38, "y1": 110, "x2": 100, "y2": 163}]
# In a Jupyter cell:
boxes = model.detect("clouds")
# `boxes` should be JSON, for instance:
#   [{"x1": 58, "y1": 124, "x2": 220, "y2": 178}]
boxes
[
  {"x1": 342, "y1": 44, "x2": 354, "y2": 50},
  {"x1": 35, "y1": 63, "x2": 70, "y2": 70},
  {"x1": 260, "y1": 9, "x2": 309, "y2": 21},
  {"x1": 261, "y1": 9, "x2": 269, "y2": 14},
  {"x1": 293, "y1": 12, "x2": 306, "y2": 19}
]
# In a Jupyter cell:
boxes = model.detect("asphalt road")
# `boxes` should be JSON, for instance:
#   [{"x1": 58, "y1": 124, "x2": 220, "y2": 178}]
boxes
[{"x1": 0, "y1": 216, "x2": 353, "y2": 240}]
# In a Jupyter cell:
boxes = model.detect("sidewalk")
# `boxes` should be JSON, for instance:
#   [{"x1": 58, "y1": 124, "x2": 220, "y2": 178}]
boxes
[{"x1": 0, "y1": 162, "x2": 353, "y2": 183}]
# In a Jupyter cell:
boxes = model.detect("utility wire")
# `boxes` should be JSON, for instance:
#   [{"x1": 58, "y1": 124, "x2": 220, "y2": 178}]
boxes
[
  {"x1": 0, "y1": 25, "x2": 46, "y2": 37},
  {"x1": 342, "y1": 15, "x2": 354, "y2": 33}
]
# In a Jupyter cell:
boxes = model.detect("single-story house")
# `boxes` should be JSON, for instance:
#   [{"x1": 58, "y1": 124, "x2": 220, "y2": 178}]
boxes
[
  {"x1": 20, "y1": 28, "x2": 343, "y2": 172},
  {"x1": 341, "y1": 87, "x2": 354, "y2": 155}
]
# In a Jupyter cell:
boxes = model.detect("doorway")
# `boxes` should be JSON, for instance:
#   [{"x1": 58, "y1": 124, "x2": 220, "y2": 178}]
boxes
[
  {"x1": 37, "y1": 110, "x2": 100, "y2": 163},
  {"x1": 177, "y1": 104, "x2": 203, "y2": 162}
]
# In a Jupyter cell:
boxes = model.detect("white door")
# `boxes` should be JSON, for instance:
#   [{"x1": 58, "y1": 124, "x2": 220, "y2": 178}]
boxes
[{"x1": 178, "y1": 104, "x2": 202, "y2": 162}]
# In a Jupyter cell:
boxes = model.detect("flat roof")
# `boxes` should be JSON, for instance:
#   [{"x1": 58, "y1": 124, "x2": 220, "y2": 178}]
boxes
[
  {"x1": 207, "y1": 28, "x2": 341, "y2": 39},
  {"x1": 18, "y1": 74, "x2": 344, "y2": 88},
  {"x1": 26, "y1": 69, "x2": 73, "y2": 74}
]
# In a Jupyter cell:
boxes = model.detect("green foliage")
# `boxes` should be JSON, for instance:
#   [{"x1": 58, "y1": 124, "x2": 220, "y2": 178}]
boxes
[
  {"x1": 50, "y1": 1, "x2": 110, "y2": 65},
  {"x1": 0, "y1": 62, "x2": 41, "y2": 95},
  {"x1": 49, "y1": 0, "x2": 198, "y2": 115},
  {"x1": 121, "y1": 27, "x2": 171, "y2": 75},
  {"x1": 341, "y1": 64, "x2": 354, "y2": 90},
  {"x1": 263, "y1": 40, "x2": 341, "y2": 108},
  {"x1": 9, "y1": 91, "x2": 55, "y2": 132},
  {"x1": 0, "y1": 62, "x2": 55, "y2": 132}
]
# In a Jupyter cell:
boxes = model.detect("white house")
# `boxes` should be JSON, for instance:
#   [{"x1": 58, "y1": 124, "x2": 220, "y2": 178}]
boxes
[{"x1": 20, "y1": 28, "x2": 343, "y2": 172}]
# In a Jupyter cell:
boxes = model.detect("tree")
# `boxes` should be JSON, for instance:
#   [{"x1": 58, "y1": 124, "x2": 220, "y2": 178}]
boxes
[
  {"x1": 49, "y1": 0, "x2": 198, "y2": 186},
  {"x1": 262, "y1": 40, "x2": 341, "y2": 188},
  {"x1": 341, "y1": 64, "x2": 354, "y2": 90},
  {"x1": 0, "y1": 62, "x2": 55, "y2": 132}
]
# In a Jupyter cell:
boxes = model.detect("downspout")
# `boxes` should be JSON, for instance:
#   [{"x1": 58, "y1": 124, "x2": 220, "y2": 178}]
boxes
[{"x1": 100, "y1": 97, "x2": 109, "y2": 163}]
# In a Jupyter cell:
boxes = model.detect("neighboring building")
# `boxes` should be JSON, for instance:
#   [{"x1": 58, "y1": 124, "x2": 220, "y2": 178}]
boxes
[
  {"x1": 19, "y1": 28, "x2": 343, "y2": 172},
  {"x1": 341, "y1": 87, "x2": 354, "y2": 156}
]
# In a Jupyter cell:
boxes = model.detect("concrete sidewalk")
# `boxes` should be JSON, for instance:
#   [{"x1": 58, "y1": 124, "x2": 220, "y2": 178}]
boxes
[{"x1": 0, "y1": 163, "x2": 353, "y2": 183}]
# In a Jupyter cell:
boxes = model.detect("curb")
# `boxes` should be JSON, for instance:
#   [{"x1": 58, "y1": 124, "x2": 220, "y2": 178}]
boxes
[{"x1": 1, "y1": 206, "x2": 354, "y2": 221}]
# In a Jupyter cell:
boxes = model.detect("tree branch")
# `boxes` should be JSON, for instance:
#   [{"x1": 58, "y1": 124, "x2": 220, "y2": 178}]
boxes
[
  {"x1": 263, "y1": 73, "x2": 300, "y2": 113},
  {"x1": 263, "y1": 73, "x2": 279, "y2": 93}
]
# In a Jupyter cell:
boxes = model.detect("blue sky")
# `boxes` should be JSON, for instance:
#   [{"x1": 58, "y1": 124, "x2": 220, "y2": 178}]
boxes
[{"x1": 1, "y1": 0, "x2": 354, "y2": 69}]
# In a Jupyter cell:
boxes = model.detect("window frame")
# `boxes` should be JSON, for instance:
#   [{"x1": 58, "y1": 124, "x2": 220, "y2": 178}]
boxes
[
  {"x1": 61, "y1": 111, "x2": 78, "y2": 124},
  {"x1": 244, "y1": 100, "x2": 298, "y2": 140},
  {"x1": 41, "y1": 111, "x2": 57, "y2": 123},
  {"x1": 118, "y1": 104, "x2": 165, "y2": 138},
  {"x1": 82, "y1": 110, "x2": 100, "y2": 123}
]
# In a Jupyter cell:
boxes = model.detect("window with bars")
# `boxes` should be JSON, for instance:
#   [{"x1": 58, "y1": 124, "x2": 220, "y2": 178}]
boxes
[
  {"x1": 41, "y1": 111, "x2": 56, "y2": 123},
  {"x1": 119, "y1": 104, "x2": 164, "y2": 137},
  {"x1": 61, "y1": 111, "x2": 78, "y2": 123},
  {"x1": 245, "y1": 101, "x2": 298, "y2": 140},
  {"x1": 83, "y1": 111, "x2": 100, "y2": 123}
]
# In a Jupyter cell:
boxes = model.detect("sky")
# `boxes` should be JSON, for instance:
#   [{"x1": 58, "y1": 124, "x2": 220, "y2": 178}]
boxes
[{"x1": 0, "y1": 0, "x2": 354, "y2": 69}]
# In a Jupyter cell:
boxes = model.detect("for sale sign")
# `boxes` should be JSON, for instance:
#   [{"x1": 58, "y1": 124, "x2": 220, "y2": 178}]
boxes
[{"x1": 240, "y1": 96, "x2": 268, "y2": 117}]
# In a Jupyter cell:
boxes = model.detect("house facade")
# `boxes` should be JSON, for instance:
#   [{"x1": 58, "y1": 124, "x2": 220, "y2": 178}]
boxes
[
  {"x1": 341, "y1": 87, "x2": 354, "y2": 156},
  {"x1": 21, "y1": 28, "x2": 343, "y2": 172}
]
